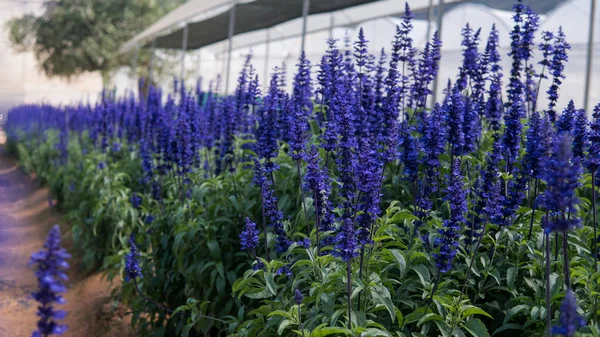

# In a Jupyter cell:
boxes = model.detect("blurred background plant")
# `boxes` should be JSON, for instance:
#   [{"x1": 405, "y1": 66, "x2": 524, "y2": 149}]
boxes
[{"x1": 5, "y1": 0, "x2": 185, "y2": 86}]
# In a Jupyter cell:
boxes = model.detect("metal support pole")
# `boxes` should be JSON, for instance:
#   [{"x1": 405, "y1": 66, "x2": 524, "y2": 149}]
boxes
[
  {"x1": 584, "y1": 0, "x2": 597, "y2": 111},
  {"x1": 329, "y1": 13, "x2": 334, "y2": 39},
  {"x1": 431, "y1": 0, "x2": 444, "y2": 106},
  {"x1": 426, "y1": 0, "x2": 434, "y2": 39},
  {"x1": 225, "y1": 2, "x2": 237, "y2": 94},
  {"x1": 197, "y1": 51, "x2": 202, "y2": 79},
  {"x1": 264, "y1": 29, "x2": 271, "y2": 85},
  {"x1": 221, "y1": 56, "x2": 226, "y2": 92},
  {"x1": 148, "y1": 39, "x2": 156, "y2": 85},
  {"x1": 131, "y1": 46, "x2": 139, "y2": 90},
  {"x1": 301, "y1": 0, "x2": 311, "y2": 52},
  {"x1": 180, "y1": 23, "x2": 189, "y2": 81}
]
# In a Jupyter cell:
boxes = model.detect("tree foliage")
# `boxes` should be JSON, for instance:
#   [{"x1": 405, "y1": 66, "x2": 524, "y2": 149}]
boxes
[{"x1": 6, "y1": 0, "x2": 184, "y2": 83}]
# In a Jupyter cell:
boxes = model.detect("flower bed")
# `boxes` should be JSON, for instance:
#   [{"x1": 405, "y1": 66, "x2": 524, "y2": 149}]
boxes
[{"x1": 6, "y1": 1, "x2": 599, "y2": 336}]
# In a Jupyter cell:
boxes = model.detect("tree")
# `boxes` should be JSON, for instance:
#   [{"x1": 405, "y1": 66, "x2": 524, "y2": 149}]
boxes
[{"x1": 7, "y1": 0, "x2": 184, "y2": 85}]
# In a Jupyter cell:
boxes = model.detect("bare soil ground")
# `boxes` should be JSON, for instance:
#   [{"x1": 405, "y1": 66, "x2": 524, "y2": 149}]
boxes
[{"x1": 0, "y1": 153, "x2": 136, "y2": 337}]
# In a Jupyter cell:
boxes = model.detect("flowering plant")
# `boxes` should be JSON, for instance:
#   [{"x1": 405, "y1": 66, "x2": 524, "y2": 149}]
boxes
[{"x1": 7, "y1": 1, "x2": 600, "y2": 336}]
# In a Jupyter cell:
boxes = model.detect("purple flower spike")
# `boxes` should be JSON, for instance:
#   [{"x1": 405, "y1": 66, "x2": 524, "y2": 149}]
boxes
[
  {"x1": 571, "y1": 108, "x2": 588, "y2": 160},
  {"x1": 547, "y1": 27, "x2": 570, "y2": 123},
  {"x1": 240, "y1": 218, "x2": 260, "y2": 251},
  {"x1": 30, "y1": 225, "x2": 70, "y2": 337},
  {"x1": 253, "y1": 159, "x2": 291, "y2": 253},
  {"x1": 125, "y1": 235, "x2": 143, "y2": 282},
  {"x1": 294, "y1": 289, "x2": 303, "y2": 305},
  {"x1": 585, "y1": 103, "x2": 600, "y2": 173},
  {"x1": 552, "y1": 290, "x2": 586, "y2": 337},
  {"x1": 433, "y1": 159, "x2": 467, "y2": 273},
  {"x1": 484, "y1": 24, "x2": 503, "y2": 131},
  {"x1": 543, "y1": 134, "x2": 581, "y2": 233}
]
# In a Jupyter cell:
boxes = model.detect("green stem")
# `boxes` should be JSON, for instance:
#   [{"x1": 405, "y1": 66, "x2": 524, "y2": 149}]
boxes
[
  {"x1": 313, "y1": 189, "x2": 321, "y2": 256},
  {"x1": 592, "y1": 171, "x2": 598, "y2": 272},
  {"x1": 296, "y1": 159, "x2": 309, "y2": 229},
  {"x1": 260, "y1": 192, "x2": 270, "y2": 259},
  {"x1": 527, "y1": 179, "x2": 539, "y2": 240},
  {"x1": 298, "y1": 306, "x2": 306, "y2": 337},
  {"x1": 545, "y1": 230, "x2": 551, "y2": 337},
  {"x1": 459, "y1": 222, "x2": 488, "y2": 302},
  {"x1": 358, "y1": 245, "x2": 366, "y2": 310},
  {"x1": 347, "y1": 260, "x2": 352, "y2": 329},
  {"x1": 425, "y1": 272, "x2": 442, "y2": 309},
  {"x1": 563, "y1": 231, "x2": 571, "y2": 290}
]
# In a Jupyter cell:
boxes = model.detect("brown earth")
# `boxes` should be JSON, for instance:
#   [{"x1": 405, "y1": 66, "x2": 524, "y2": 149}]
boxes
[{"x1": 0, "y1": 153, "x2": 136, "y2": 337}]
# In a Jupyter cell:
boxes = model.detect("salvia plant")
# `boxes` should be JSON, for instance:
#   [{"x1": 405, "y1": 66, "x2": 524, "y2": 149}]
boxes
[
  {"x1": 7, "y1": 1, "x2": 600, "y2": 336},
  {"x1": 30, "y1": 225, "x2": 70, "y2": 337}
]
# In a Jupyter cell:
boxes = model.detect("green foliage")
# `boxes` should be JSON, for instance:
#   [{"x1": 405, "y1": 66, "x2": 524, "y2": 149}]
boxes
[
  {"x1": 11, "y1": 131, "x2": 280, "y2": 335},
  {"x1": 6, "y1": 0, "x2": 184, "y2": 83},
  {"x1": 10, "y1": 118, "x2": 600, "y2": 337}
]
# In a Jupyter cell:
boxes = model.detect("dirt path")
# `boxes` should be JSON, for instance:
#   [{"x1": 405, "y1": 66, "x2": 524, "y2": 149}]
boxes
[{"x1": 0, "y1": 154, "x2": 136, "y2": 337}]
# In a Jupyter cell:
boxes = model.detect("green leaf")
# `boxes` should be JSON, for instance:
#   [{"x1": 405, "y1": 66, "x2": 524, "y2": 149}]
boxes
[
  {"x1": 463, "y1": 319, "x2": 490, "y2": 337},
  {"x1": 172, "y1": 304, "x2": 190, "y2": 316},
  {"x1": 403, "y1": 307, "x2": 428, "y2": 325},
  {"x1": 411, "y1": 265, "x2": 431, "y2": 286},
  {"x1": 207, "y1": 240, "x2": 221, "y2": 260},
  {"x1": 264, "y1": 272, "x2": 277, "y2": 296},
  {"x1": 502, "y1": 305, "x2": 529, "y2": 325},
  {"x1": 492, "y1": 324, "x2": 522, "y2": 336},
  {"x1": 182, "y1": 323, "x2": 194, "y2": 337},
  {"x1": 489, "y1": 269, "x2": 501, "y2": 285},
  {"x1": 395, "y1": 308, "x2": 404, "y2": 328},
  {"x1": 507, "y1": 267, "x2": 518, "y2": 290},
  {"x1": 388, "y1": 210, "x2": 419, "y2": 224},
  {"x1": 370, "y1": 285, "x2": 396, "y2": 322},
  {"x1": 360, "y1": 328, "x2": 392, "y2": 337},
  {"x1": 245, "y1": 288, "x2": 275, "y2": 299},
  {"x1": 387, "y1": 249, "x2": 407, "y2": 277},
  {"x1": 312, "y1": 327, "x2": 352, "y2": 337},
  {"x1": 417, "y1": 313, "x2": 443, "y2": 326},
  {"x1": 268, "y1": 310, "x2": 293, "y2": 319},
  {"x1": 530, "y1": 306, "x2": 540, "y2": 320},
  {"x1": 451, "y1": 327, "x2": 468, "y2": 337},
  {"x1": 278, "y1": 319, "x2": 294, "y2": 335},
  {"x1": 462, "y1": 306, "x2": 493, "y2": 319}
]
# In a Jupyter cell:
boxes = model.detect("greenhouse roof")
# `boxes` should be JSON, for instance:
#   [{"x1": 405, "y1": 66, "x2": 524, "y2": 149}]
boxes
[
  {"x1": 120, "y1": 0, "x2": 568, "y2": 54},
  {"x1": 120, "y1": 0, "x2": 381, "y2": 53}
]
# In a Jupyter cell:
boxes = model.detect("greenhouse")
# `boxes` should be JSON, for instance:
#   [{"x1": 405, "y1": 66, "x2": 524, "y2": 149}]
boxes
[
  {"x1": 1, "y1": 0, "x2": 600, "y2": 336},
  {"x1": 119, "y1": 0, "x2": 599, "y2": 111}
]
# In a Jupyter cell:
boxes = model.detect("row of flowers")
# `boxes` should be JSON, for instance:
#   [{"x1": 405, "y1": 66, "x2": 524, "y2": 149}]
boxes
[{"x1": 13, "y1": 1, "x2": 600, "y2": 336}]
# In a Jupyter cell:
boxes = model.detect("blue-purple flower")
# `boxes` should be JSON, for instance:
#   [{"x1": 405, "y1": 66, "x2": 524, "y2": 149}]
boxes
[
  {"x1": 276, "y1": 264, "x2": 292, "y2": 277},
  {"x1": 572, "y1": 108, "x2": 588, "y2": 160},
  {"x1": 585, "y1": 103, "x2": 600, "y2": 173},
  {"x1": 240, "y1": 218, "x2": 260, "y2": 251},
  {"x1": 524, "y1": 111, "x2": 546, "y2": 180},
  {"x1": 445, "y1": 85, "x2": 465, "y2": 154},
  {"x1": 294, "y1": 289, "x2": 303, "y2": 305},
  {"x1": 253, "y1": 159, "x2": 291, "y2": 252},
  {"x1": 547, "y1": 27, "x2": 570, "y2": 123},
  {"x1": 543, "y1": 134, "x2": 581, "y2": 233},
  {"x1": 433, "y1": 159, "x2": 467, "y2": 273},
  {"x1": 556, "y1": 100, "x2": 576, "y2": 135},
  {"x1": 130, "y1": 193, "x2": 142, "y2": 209},
  {"x1": 30, "y1": 225, "x2": 70, "y2": 337},
  {"x1": 457, "y1": 24, "x2": 481, "y2": 92},
  {"x1": 552, "y1": 290, "x2": 586, "y2": 336},
  {"x1": 125, "y1": 235, "x2": 143, "y2": 282}
]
